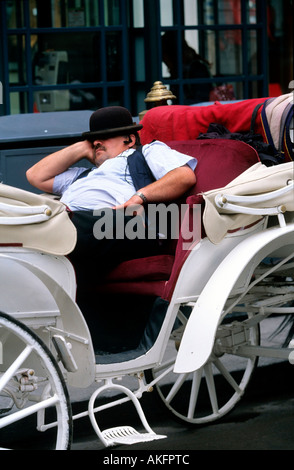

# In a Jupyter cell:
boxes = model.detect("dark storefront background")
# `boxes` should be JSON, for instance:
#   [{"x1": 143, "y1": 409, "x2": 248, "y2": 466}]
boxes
[{"x1": 0, "y1": 0, "x2": 293, "y2": 117}]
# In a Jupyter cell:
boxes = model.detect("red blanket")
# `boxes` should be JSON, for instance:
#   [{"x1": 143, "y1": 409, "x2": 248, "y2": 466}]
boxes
[{"x1": 140, "y1": 98, "x2": 269, "y2": 144}]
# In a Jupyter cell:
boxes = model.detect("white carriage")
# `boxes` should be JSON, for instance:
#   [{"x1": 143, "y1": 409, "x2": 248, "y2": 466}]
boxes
[{"x1": 0, "y1": 150, "x2": 293, "y2": 449}]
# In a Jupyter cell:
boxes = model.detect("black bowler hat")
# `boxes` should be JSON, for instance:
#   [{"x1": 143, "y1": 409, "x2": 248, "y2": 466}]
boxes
[{"x1": 82, "y1": 106, "x2": 143, "y2": 141}]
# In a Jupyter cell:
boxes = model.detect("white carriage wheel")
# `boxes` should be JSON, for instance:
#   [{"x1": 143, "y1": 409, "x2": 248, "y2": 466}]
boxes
[
  {"x1": 149, "y1": 305, "x2": 260, "y2": 424},
  {"x1": 0, "y1": 312, "x2": 72, "y2": 450}
]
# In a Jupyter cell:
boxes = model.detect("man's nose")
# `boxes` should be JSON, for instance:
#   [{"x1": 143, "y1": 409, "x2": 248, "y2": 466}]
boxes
[{"x1": 93, "y1": 139, "x2": 104, "y2": 146}]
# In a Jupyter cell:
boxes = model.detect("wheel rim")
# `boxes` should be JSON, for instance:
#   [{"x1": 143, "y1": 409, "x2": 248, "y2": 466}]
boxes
[
  {"x1": 150, "y1": 308, "x2": 259, "y2": 424},
  {"x1": 0, "y1": 312, "x2": 72, "y2": 450}
]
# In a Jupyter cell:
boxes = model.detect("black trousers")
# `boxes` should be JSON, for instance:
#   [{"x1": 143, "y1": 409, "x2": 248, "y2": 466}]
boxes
[
  {"x1": 68, "y1": 208, "x2": 162, "y2": 290},
  {"x1": 67, "y1": 209, "x2": 163, "y2": 352}
]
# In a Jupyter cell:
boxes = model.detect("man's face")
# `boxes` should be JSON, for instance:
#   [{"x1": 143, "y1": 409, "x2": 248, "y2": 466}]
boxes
[{"x1": 92, "y1": 135, "x2": 130, "y2": 167}]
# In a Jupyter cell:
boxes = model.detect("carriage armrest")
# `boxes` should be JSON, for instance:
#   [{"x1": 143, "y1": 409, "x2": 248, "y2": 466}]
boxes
[
  {"x1": 202, "y1": 162, "x2": 294, "y2": 244},
  {"x1": 215, "y1": 179, "x2": 294, "y2": 223},
  {"x1": 0, "y1": 183, "x2": 76, "y2": 255},
  {"x1": 215, "y1": 179, "x2": 293, "y2": 209},
  {"x1": 0, "y1": 201, "x2": 53, "y2": 225}
]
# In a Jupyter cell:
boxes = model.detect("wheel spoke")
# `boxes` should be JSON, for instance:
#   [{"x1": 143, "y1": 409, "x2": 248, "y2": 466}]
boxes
[
  {"x1": 213, "y1": 357, "x2": 242, "y2": 394},
  {"x1": 0, "y1": 394, "x2": 59, "y2": 429},
  {"x1": 204, "y1": 363, "x2": 219, "y2": 415},
  {"x1": 0, "y1": 345, "x2": 33, "y2": 392},
  {"x1": 187, "y1": 369, "x2": 202, "y2": 419},
  {"x1": 166, "y1": 372, "x2": 189, "y2": 403}
]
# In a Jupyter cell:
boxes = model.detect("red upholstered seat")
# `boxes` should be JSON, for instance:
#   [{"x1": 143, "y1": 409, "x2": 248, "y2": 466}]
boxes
[
  {"x1": 96, "y1": 138, "x2": 260, "y2": 298},
  {"x1": 166, "y1": 139, "x2": 260, "y2": 194},
  {"x1": 104, "y1": 254, "x2": 175, "y2": 282}
]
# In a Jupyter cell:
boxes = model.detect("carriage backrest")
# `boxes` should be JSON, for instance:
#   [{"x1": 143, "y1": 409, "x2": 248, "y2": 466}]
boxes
[
  {"x1": 167, "y1": 139, "x2": 260, "y2": 194},
  {"x1": 163, "y1": 139, "x2": 260, "y2": 301}
]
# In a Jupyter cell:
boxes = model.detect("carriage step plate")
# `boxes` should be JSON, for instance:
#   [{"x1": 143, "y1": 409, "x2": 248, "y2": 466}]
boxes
[{"x1": 102, "y1": 426, "x2": 166, "y2": 446}]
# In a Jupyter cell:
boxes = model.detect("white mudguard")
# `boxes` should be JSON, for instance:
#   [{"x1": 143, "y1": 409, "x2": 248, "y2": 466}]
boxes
[
  {"x1": 174, "y1": 223, "x2": 294, "y2": 374},
  {"x1": 0, "y1": 252, "x2": 96, "y2": 387}
]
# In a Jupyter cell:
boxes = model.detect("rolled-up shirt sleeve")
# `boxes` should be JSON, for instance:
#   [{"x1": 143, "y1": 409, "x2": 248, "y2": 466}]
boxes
[
  {"x1": 53, "y1": 167, "x2": 88, "y2": 196},
  {"x1": 143, "y1": 141, "x2": 197, "y2": 180}
]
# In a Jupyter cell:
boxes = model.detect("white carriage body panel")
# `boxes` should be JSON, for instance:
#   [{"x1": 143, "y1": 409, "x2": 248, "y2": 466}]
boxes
[
  {"x1": 0, "y1": 248, "x2": 76, "y2": 316},
  {"x1": 168, "y1": 218, "x2": 267, "y2": 304},
  {"x1": 174, "y1": 223, "x2": 294, "y2": 374},
  {"x1": 0, "y1": 249, "x2": 95, "y2": 388}
]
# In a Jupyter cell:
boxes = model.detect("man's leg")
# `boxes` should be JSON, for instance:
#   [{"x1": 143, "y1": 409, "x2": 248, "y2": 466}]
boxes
[{"x1": 68, "y1": 208, "x2": 161, "y2": 288}]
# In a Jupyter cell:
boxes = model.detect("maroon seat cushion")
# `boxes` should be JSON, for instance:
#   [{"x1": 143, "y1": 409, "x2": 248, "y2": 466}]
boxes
[
  {"x1": 104, "y1": 254, "x2": 175, "y2": 282},
  {"x1": 95, "y1": 280, "x2": 168, "y2": 297},
  {"x1": 166, "y1": 139, "x2": 260, "y2": 194},
  {"x1": 96, "y1": 254, "x2": 174, "y2": 297}
]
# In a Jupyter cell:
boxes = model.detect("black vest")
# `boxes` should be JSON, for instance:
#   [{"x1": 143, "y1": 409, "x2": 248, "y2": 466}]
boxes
[{"x1": 75, "y1": 146, "x2": 155, "y2": 190}]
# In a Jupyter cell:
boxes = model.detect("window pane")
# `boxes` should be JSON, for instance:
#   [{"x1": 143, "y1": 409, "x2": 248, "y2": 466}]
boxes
[
  {"x1": 203, "y1": 0, "x2": 215, "y2": 25},
  {"x1": 68, "y1": 0, "x2": 100, "y2": 27},
  {"x1": 203, "y1": 0, "x2": 242, "y2": 25},
  {"x1": 107, "y1": 87, "x2": 124, "y2": 107},
  {"x1": 134, "y1": 37, "x2": 145, "y2": 81},
  {"x1": 106, "y1": 32, "x2": 123, "y2": 81},
  {"x1": 29, "y1": 0, "x2": 56, "y2": 28},
  {"x1": 10, "y1": 92, "x2": 28, "y2": 114},
  {"x1": 29, "y1": 0, "x2": 100, "y2": 28},
  {"x1": 8, "y1": 35, "x2": 27, "y2": 85},
  {"x1": 162, "y1": 30, "x2": 212, "y2": 79},
  {"x1": 215, "y1": 29, "x2": 242, "y2": 75},
  {"x1": 67, "y1": 2, "x2": 87, "y2": 27},
  {"x1": 32, "y1": 32, "x2": 101, "y2": 85},
  {"x1": 137, "y1": 86, "x2": 149, "y2": 116},
  {"x1": 167, "y1": 84, "x2": 179, "y2": 103},
  {"x1": 104, "y1": 0, "x2": 121, "y2": 26},
  {"x1": 248, "y1": 80, "x2": 264, "y2": 98},
  {"x1": 161, "y1": 31, "x2": 179, "y2": 79},
  {"x1": 160, "y1": 0, "x2": 173, "y2": 26},
  {"x1": 70, "y1": 87, "x2": 101, "y2": 110},
  {"x1": 187, "y1": 29, "x2": 242, "y2": 79},
  {"x1": 202, "y1": 30, "x2": 216, "y2": 74},
  {"x1": 132, "y1": 0, "x2": 144, "y2": 27},
  {"x1": 248, "y1": 29, "x2": 259, "y2": 74},
  {"x1": 183, "y1": 0, "x2": 198, "y2": 27},
  {"x1": 218, "y1": 0, "x2": 241, "y2": 24},
  {"x1": 161, "y1": 30, "x2": 212, "y2": 104},
  {"x1": 34, "y1": 89, "x2": 71, "y2": 112},
  {"x1": 210, "y1": 81, "x2": 237, "y2": 100},
  {"x1": 7, "y1": 0, "x2": 24, "y2": 28},
  {"x1": 247, "y1": 0, "x2": 257, "y2": 24},
  {"x1": 35, "y1": 87, "x2": 101, "y2": 112}
]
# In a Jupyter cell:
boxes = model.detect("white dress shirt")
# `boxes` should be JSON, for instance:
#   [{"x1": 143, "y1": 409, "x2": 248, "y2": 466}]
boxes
[{"x1": 53, "y1": 141, "x2": 197, "y2": 211}]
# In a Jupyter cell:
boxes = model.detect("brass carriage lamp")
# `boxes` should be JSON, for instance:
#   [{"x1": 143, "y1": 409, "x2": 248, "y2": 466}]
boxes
[{"x1": 139, "y1": 81, "x2": 176, "y2": 120}]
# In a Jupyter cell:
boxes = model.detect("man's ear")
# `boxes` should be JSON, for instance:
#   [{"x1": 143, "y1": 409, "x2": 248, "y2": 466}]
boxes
[{"x1": 123, "y1": 134, "x2": 136, "y2": 147}]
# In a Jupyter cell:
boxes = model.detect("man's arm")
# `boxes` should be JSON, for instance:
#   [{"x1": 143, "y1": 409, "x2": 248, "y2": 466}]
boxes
[
  {"x1": 26, "y1": 140, "x2": 94, "y2": 193},
  {"x1": 117, "y1": 164, "x2": 196, "y2": 208}
]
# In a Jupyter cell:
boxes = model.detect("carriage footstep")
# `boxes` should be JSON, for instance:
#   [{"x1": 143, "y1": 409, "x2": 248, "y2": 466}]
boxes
[{"x1": 101, "y1": 425, "x2": 166, "y2": 446}]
